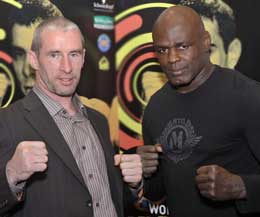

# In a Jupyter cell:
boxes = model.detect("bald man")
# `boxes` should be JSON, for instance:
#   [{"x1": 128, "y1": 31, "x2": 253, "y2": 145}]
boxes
[{"x1": 138, "y1": 5, "x2": 260, "y2": 217}]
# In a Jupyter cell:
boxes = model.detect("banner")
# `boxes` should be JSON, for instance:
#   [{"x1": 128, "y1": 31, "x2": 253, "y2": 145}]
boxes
[{"x1": 1, "y1": 0, "x2": 260, "y2": 216}]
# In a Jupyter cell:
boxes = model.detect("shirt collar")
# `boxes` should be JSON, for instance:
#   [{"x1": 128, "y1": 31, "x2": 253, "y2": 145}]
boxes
[{"x1": 33, "y1": 86, "x2": 88, "y2": 119}]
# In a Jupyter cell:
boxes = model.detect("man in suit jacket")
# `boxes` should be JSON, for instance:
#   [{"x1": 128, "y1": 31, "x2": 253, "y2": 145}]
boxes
[{"x1": 0, "y1": 17, "x2": 142, "y2": 217}]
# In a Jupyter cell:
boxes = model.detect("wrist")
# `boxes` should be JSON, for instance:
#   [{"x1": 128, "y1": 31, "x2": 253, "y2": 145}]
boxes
[
  {"x1": 129, "y1": 179, "x2": 143, "y2": 191},
  {"x1": 231, "y1": 175, "x2": 247, "y2": 199},
  {"x1": 6, "y1": 161, "x2": 18, "y2": 185}
]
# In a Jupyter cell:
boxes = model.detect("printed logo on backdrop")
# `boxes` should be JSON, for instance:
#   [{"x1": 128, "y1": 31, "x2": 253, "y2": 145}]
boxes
[
  {"x1": 98, "y1": 56, "x2": 110, "y2": 71},
  {"x1": 94, "y1": 15, "x2": 114, "y2": 30},
  {"x1": 157, "y1": 118, "x2": 202, "y2": 163},
  {"x1": 0, "y1": 0, "x2": 20, "y2": 108},
  {"x1": 93, "y1": 0, "x2": 115, "y2": 13},
  {"x1": 97, "y1": 33, "x2": 111, "y2": 53}
]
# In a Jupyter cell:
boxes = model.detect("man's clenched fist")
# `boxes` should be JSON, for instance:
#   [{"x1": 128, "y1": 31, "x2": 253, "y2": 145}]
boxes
[{"x1": 6, "y1": 141, "x2": 48, "y2": 185}]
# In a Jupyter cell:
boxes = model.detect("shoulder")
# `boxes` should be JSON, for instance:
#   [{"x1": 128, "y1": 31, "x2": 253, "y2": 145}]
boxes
[
  {"x1": 212, "y1": 66, "x2": 260, "y2": 99},
  {"x1": 86, "y1": 106, "x2": 107, "y2": 122},
  {"x1": 215, "y1": 66, "x2": 260, "y2": 116},
  {"x1": 79, "y1": 96, "x2": 110, "y2": 119},
  {"x1": 215, "y1": 65, "x2": 260, "y2": 88},
  {"x1": 144, "y1": 82, "x2": 172, "y2": 113},
  {"x1": 0, "y1": 98, "x2": 24, "y2": 120},
  {"x1": 148, "y1": 82, "x2": 172, "y2": 104},
  {"x1": 142, "y1": 82, "x2": 172, "y2": 127}
]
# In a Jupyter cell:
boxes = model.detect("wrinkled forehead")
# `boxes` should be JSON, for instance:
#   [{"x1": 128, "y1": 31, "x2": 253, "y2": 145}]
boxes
[
  {"x1": 153, "y1": 19, "x2": 202, "y2": 45},
  {"x1": 153, "y1": 6, "x2": 204, "y2": 39},
  {"x1": 39, "y1": 28, "x2": 84, "y2": 50},
  {"x1": 40, "y1": 27, "x2": 84, "y2": 47}
]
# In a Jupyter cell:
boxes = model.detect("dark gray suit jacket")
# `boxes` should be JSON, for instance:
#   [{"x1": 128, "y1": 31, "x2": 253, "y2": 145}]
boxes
[{"x1": 0, "y1": 91, "x2": 124, "y2": 217}]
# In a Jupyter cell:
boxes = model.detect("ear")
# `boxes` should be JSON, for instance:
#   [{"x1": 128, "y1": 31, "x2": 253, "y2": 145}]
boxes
[
  {"x1": 203, "y1": 31, "x2": 211, "y2": 52},
  {"x1": 226, "y1": 38, "x2": 242, "y2": 69},
  {"x1": 27, "y1": 50, "x2": 39, "y2": 71}
]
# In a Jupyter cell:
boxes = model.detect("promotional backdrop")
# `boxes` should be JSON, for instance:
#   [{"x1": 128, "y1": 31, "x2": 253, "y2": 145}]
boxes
[{"x1": 1, "y1": 0, "x2": 260, "y2": 216}]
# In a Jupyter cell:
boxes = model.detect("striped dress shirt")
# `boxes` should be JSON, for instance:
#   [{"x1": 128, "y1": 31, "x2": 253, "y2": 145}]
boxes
[{"x1": 33, "y1": 87, "x2": 118, "y2": 217}]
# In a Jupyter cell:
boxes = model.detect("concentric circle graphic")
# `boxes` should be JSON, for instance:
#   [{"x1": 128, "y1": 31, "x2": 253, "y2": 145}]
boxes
[
  {"x1": 0, "y1": 0, "x2": 22, "y2": 107},
  {"x1": 0, "y1": 53, "x2": 15, "y2": 108},
  {"x1": 115, "y1": 3, "x2": 174, "y2": 149}
]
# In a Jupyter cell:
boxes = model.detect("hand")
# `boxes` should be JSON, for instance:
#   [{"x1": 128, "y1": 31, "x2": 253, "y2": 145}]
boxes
[
  {"x1": 114, "y1": 154, "x2": 142, "y2": 188},
  {"x1": 6, "y1": 141, "x2": 48, "y2": 185},
  {"x1": 136, "y1": 144, "x2": 162, "y2": 177},
  {"x1": 195, "y1": 165, "x2": 246, "y2": 201}
]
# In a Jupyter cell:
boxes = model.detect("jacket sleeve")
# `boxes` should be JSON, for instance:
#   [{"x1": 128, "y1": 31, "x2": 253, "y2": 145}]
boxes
[{"x1": 0, "y1": 111, "x2": 22, "y2": 215}]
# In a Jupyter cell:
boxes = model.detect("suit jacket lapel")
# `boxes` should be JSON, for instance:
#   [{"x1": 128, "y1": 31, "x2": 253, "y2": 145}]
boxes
[{"x1": 22, "y1": 92, "x2": 85, "y2": 187}]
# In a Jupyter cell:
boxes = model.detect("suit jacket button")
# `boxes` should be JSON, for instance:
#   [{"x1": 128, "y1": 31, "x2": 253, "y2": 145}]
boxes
[{"x1": 86, "y1": 200, "x2": 92, "y2": 207}]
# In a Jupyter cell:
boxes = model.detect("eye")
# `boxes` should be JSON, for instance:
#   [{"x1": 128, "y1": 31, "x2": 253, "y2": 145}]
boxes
[
  {"x1": 155, "y1": 47, "x2": 168, "y2": 54},
  {"x1": 178, "y1": 44, "x2": 190, "y2": 50},
  {"x1": 49, "y1": 52, "x2": 60, "y2": 58},
  {"x1": 48, "y1": 51, "x2": 61, "y2": 59},
  {"x1": 70, "y1": 52, "x2": 80, "y2": 58}
]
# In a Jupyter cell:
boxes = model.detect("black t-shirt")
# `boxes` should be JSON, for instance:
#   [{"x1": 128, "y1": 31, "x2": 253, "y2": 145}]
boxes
[{"x1": 143, "y1": 65, "x2": 260, "y2": 217}]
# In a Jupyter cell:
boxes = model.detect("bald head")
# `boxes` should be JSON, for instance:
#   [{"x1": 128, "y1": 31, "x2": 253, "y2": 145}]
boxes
[
  {"x1": 153, "y1": 6, "x2": 206, "y2": 41},
  {"x1": 152, "y1": 5, "x2": 212, "y2": 93}
]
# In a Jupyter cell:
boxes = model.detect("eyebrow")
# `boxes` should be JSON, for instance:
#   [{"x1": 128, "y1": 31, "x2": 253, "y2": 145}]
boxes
[{"x1": 46, "y1": 49, "x2": 84, "y2": 54}]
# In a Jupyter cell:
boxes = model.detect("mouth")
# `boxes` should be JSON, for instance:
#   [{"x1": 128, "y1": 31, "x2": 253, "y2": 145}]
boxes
[
  {"x1": 59, "y1": 78, "x2": 74, "y2": 86},
  {"x1": 166, "y1": 68, "x2": 186, "y2": 77}
]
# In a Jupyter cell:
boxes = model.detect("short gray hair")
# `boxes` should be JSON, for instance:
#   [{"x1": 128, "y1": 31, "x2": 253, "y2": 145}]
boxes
[{"x1": 31, "y1": 16, "x2": 85, "y2": 54}]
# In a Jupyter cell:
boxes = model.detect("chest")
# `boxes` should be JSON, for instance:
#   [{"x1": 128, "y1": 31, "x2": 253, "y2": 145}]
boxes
[{"x1": 147, "y1": 93, "x2": 246, "y2": 167}]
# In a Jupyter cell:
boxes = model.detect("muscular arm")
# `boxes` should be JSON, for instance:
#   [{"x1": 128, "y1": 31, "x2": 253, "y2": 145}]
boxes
[{"x1": 237, "y1": 83, "x2": 260, "y2": 214}]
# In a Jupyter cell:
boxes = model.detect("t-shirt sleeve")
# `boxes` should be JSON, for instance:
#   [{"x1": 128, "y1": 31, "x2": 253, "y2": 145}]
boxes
[{"x1": 236, "y1": 82, "x2": 260, "y2": 213}]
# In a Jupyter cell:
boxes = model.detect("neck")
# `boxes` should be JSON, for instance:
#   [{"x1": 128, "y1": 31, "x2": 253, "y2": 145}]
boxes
[
  {"x1": 36, "y1": 84, "x2": 77, "y2": 116},
  {"x1": 177, "y1": 62, "x2": 215, "y2": 94}
]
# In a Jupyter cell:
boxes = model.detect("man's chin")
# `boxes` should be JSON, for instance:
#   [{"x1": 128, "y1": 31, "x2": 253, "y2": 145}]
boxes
[
  {"x1": 169, "y1": 79, "x2": 186, "y2": 88},
  {"x1": 56, "y1": 89, "x2": 76, "y2": 97}
]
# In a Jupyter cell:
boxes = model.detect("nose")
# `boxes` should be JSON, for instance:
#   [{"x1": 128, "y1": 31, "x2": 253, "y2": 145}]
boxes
[
  {"x1": 168, "y1": 47, "x2": 180, "y2": 64},
  {"x1": 60, "y1": 56, "x2": 72, "y2": 73}
]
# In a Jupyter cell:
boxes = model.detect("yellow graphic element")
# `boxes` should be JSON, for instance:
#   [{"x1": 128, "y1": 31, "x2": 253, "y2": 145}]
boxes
[
  {"x1": 0, "y1": 73, "x2": 9, "y2": 106},
  {"x1": 80, "y1": 95, "x2": 119, "y2": 145},
  {"x1": 116, "y1": 3, "x2": 174, "y2": 136},
  {"x1": 119, "y1": 101, "x2": 142, "y2": 135},
  {"x1": 115, "y1": 3, "x2": 173, "y2": 21},
  {"x1": 1, "y1": 0, "x2": 22, "y2": 8},
  {"x1": 133, "y1": 62, "x2": 160, "y2": 106},
  {"x1": 142, "y1": 70, "x2": 167, "y2": 103},
  {"x1": 116, "y1": 33, "x2": 152, "y2": 69},
  {"x1": 119, "y1": 63, "x2": 161, "y2": 136},
  {"x1": 0, "y1": 29, "x2": 6, "y2": 40},
  {"x1": 0, "y1": 63, "x2": 15, "y2": 108},
  {"x1": 116, "y1": 33, "x2": 152, "y2": 135},
  {"x1": 98, "y1": 56, "x2": 110, "y2": 71}
]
